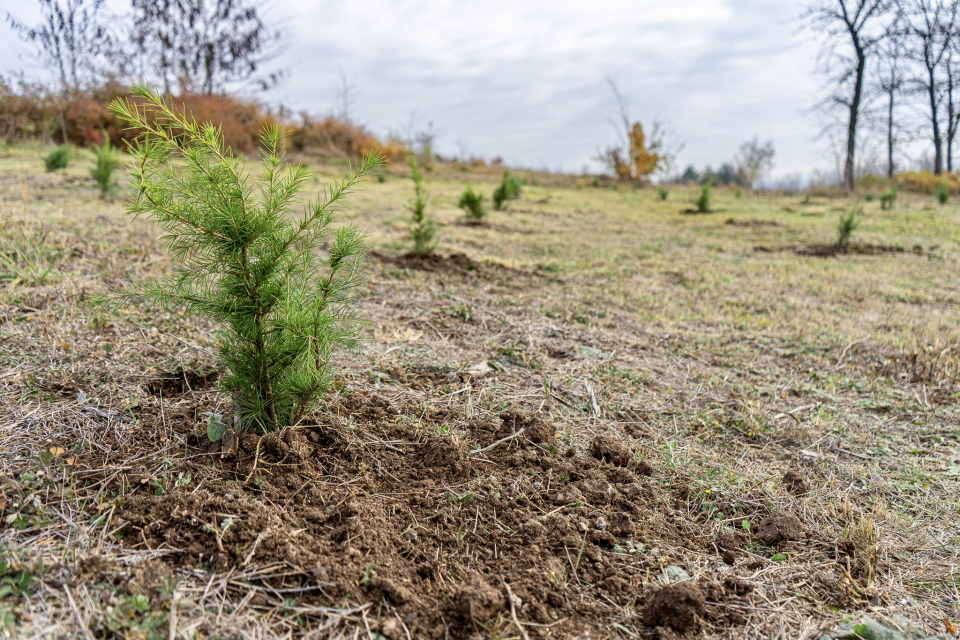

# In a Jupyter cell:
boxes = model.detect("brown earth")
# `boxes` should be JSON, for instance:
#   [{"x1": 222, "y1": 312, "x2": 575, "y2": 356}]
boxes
[
  {"x1": 91, "y1": 392, "x2": 769, "y2": 639},
  {"x1": 372, "y1": 250, "x2": 481, "y2": 275}
]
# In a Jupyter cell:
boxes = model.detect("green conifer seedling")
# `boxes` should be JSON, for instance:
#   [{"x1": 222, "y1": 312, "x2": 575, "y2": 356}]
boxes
[
  {"x1": 408, "y1": 154, "x2": 438, "y2": 255},
  {"x1": 695, "y1": 182, "x2": 711, "y2": 213},
  {"x1": 44, "y1": 144, "x2": 71, "y2": 172},
  {"x1": 458, "y1": 185, "x2": 486, "y2": 224},
  {"x1": 837, "y1": 210, "x2": 859, "y2": 250},
  {"x1": 492, "y1": 170, "x2": 522, "y2": 210},
  {"x1": 936, "y1": 180, "x2": 949, "y2": 205},
  {"x1": 98, "y1": 82, "x2": 380, "y2": 432},
  {"x1": 91, "y1": 137, "x2": 120, "y2": 199}
]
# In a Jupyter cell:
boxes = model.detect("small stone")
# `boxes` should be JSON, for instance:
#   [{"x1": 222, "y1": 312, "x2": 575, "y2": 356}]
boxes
[{"x1": 595, "y1": 516, "x2": 608, "y2": 531}]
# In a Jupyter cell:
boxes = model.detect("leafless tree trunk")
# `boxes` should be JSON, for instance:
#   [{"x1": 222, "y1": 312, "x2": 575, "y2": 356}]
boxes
[
  {"x1": 6, "y1": 0, "x2": 113, "y2": 143},
  {"x1": 876, "y1": 33, "x2": 906, "y2": 177},
  {"x1": 803, "y1": 0, "x2": 891, "y2": 191},
  {"x1": 897, "y1": 0, "x2": 960, "y2": 175},
  {"x1": 130, "y1": 0, "x2": 285, "y2": 96}
]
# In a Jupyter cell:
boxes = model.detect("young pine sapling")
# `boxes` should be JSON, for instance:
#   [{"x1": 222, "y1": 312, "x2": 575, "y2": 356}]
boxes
[
  {"x1": 458, "y1": 185, "x2": 486, "y2": 224},
  {"x1": 936, "y1": 180, "x2": 949, "y2": 205},
  {"x1": 408, "y1": 154, "x2": 438, "y2": 256},
  {"x1": 97, "y1": 82, "x2": 380, "y2": 433},
  {"x1": 837, "y1": 210, "x2": 859, "y2": 250},
  {"x1": 44, "y1": 145, "x2": 70, "y2": 172},
  {"x1": 91, "y1": 137, "x2": 120, "y2": 199},
  {"x1": 492, "y1": 170, "x2": 523, "y2": 210},
  {"x1": 879, "y1": 186, "x2": 897, "y2": 211},
  {"x1": 695, "y1": 182, "x2": 711, "y2": 213}
]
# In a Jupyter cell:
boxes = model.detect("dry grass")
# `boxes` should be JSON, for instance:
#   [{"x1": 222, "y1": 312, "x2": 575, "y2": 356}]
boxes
[{"x1": 0, "y1": 144, "x2": 958, "y2": 639}]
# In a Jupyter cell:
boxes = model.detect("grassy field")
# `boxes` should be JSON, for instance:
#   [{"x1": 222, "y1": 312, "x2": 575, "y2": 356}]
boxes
[{"x1": 0, "y1": 143, "x2": 958, "y2": 639}]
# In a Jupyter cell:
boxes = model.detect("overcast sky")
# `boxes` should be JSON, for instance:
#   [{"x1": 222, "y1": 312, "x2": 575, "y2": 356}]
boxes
[{"x1": 1, "y1": 0, "x2": 826, "y2": 179}]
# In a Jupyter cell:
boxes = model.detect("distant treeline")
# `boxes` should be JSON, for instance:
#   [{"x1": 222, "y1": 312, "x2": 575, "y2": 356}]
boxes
[{"x1": 0, "y1": 77, "x2": 408, "y2": 162}]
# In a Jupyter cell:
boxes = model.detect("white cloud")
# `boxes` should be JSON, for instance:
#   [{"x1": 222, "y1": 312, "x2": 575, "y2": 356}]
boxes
[{"x1": 1, "y1": 0, "x2": 826, "y2": 175}]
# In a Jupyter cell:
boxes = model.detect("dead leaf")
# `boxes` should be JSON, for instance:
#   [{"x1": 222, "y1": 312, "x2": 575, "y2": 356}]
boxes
[
  {"x1": 392, "y1": 328, "x2": 423, "y2": 343},
  {"x1": 221, "y1": 429, "x2": 238, "y2": 458},
  {"x1": 945, "y1": 618, "x2": 957, "y2": 635}
]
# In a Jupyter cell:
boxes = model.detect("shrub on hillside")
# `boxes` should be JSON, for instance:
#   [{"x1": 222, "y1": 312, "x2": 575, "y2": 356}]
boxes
[
  {"x1": 895, "y1": 171, "x2": 960, "y2": 196},
  {"x1": 0, "y1": 80, "x2": 407, "y2": 163},
  {"x1": 96, "y1": 82, "x2": 380, "y2": 433},
  {"x1": 288, "y1": 113, "x2": 406, "y2": 163}
]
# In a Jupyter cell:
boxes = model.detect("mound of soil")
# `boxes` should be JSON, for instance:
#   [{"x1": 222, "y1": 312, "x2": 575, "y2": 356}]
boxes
[
  {"x1": 755, "y1": 510, "x2": 804, "y2": 546},
  {"x1": 109, "y1": 393, "x2": 760, "y2": 638},
  {"x1": 643, "y1": 582, "x2": 705, "y2": 632},
  {"x1": 725, "y1": 218, "x2": 781, "y2": 228},
  {"x1": 591, "y1": 433, "x2": 632, "y2": 467},
  {"x1": 794, "y1": 243, "x2": 926, "y2": 257},
  {"x1": 373, "y1": 250, "x2": 480, "y2": 275},
  {"x1": 782, "y1": 469, "x2": 810, "y2": 495},
  {"x1": 145, "y1": 366, "x2": 218, "y2": 397}
]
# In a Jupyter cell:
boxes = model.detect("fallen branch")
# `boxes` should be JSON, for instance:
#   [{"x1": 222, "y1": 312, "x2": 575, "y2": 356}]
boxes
[{"x1": 469, "y1": 428, "x2": 524, "y2": 457}]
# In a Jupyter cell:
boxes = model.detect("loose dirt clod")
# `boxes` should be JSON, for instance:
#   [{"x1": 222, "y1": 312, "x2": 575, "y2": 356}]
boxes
[
  {"x1": 643, "y1": 581, "x2": 706, "y2": 633},
  {"x1": 452, "y1": 574, "x2": 505, "y2": 622},
  {"x1": 755, "y1": 510, "x2": 804, "y2": 545},
  {"x1": 379, "y1": 578, "x2": 411, "y2": 605},
  {"x1": 718, "y1": 532, "x2": 743, "y2": 564},
  {"x1": 782, "y1": 469, "x2": 810, "y2": 495},
  {"x1": 497, "y1": 410, "x2": 555, "y2": 445},
  {"x1": 591, "y1": 433, "x2": 632, "y2": 466}
]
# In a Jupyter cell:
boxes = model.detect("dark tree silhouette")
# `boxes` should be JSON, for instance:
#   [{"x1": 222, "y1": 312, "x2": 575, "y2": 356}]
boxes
[
  {"x1": 803, "y1": 0, "x2": 892, "y2": 190},
  {"x1": 6, "y1": 0, "x2": 114, "y2": 141},
  {"x1": 896, "y1": 0, "x2": 960, "y2": 174},
  {"x1": 130, "y1": 0, "x2": 284, "y2": 95}
]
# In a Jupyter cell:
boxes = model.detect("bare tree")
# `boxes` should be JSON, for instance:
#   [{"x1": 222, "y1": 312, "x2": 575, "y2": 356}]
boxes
[
  {"x1": 803, "y1": 0, "x2": 892, "y2": 190},
  {"x1": 734, "y1": 138, "x2": 776, "y2": 189},
  {"x1": 897, "y1": 0, "x2": 960, "y2": 174},
  {"x1": 6, "y1": 0, "x2": 114, "y2": 93},
  {"x1": 873, "y1": 30, "x2": 908, "y2": 177},
  {"x1": 334, "y1": 68, "x2": 356, "y2": 124},
  {"x1": 6, "y1": 0, "x2": 114, "y2": 142},
  {"x1": 944, "y1": 37, "x2": 960, "y2": 170},
  {"x1": 130, "y1": 0, "x2": 285, "y2": 95}
]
